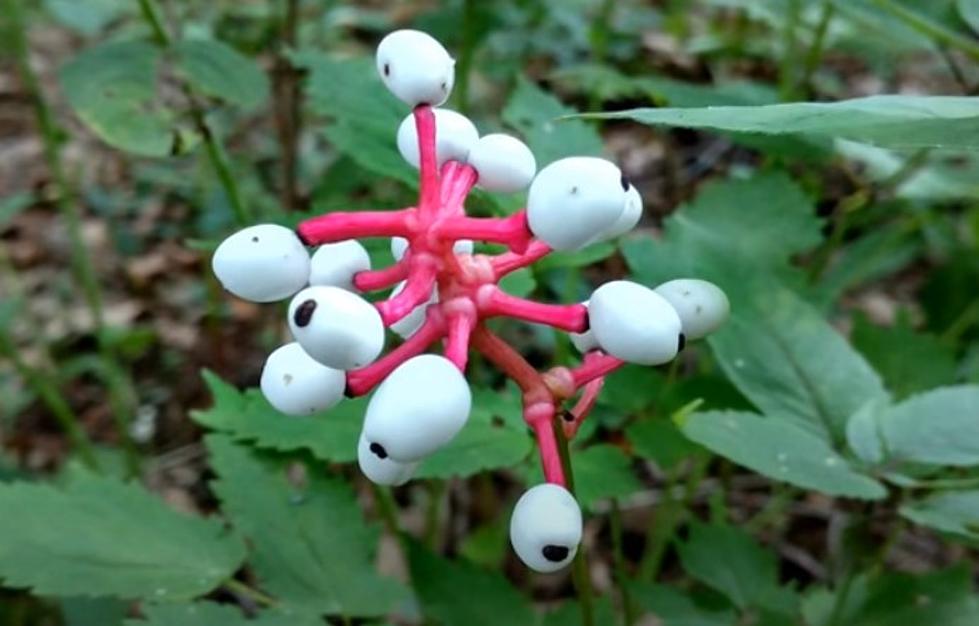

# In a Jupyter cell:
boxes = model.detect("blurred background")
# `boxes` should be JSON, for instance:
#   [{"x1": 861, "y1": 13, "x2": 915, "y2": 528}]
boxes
[{"x1": 2, "y1": 0, "x2": 979, "y2": 624}]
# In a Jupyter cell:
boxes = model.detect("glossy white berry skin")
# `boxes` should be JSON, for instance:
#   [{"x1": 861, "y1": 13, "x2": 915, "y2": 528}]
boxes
[
  {"x1": 589, "y1": 281, "x2": 683, "y2": 366},
  {"x1": 357, "y1": 433, "x2": 418, "y2": 486},
  {"x1": 601, "y1": 185, "x2": 643, "y2": 241},
  {"x1": 362, "y1": 354, "x2": 471, "y2": 462},
  {"x1": 397, "y1": 108, "x2": 478, "y2": 168},
  {"x1": 569, "y1": 300, "x2": 599, "y2": 353},
  {"x1": 467, "y1": 134, "x2": 537, "y2": 193},
  {"x1": 391, "y1": 237, "x2": 473, "y2": 262},
  {"x1": 654, "y1": 279, "x2": 730, "y2": 340},
  {"x1": 509, "y1": 483, "x2": 582, "y2": 573},
  {"x1": 376, "y1": 30, "x2": 455, "y2": 107},
  {"x1": 309, "y1": 240, "x2": 371, "y2": 291},
  {"x1": 527, "y1": 157, "x2": 628, "y2": 251},
  {"x1": 260, "y1": 342, "x2": 345, "y2": 416},
  {"x1": 212, "y1": 224, "x2": 310, "y2": 302},
  {"x1": 287, "y1": 286, "x2": 384, "y2": 370},
  {"x1": 388, "y1": 281, "x2": 437, "y2": 339}
]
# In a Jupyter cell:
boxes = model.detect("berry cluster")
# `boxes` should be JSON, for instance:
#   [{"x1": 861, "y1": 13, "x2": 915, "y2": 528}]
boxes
[{"x1": 212, "y1": 29, "x2": 729, "y2": 573}]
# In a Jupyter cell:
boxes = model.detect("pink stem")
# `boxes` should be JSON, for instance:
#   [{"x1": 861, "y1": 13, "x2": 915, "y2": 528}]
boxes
[
  {"x1": 297, "y1": 209, "x2": 415, "y2": 245},
  {"x1": 532, "y1": 410, "x2": 566, "y2": 487},
  {"x1": 415, "y1": 105, "x2": 440, "y2": 216},
  {"x1": 438, "y1": 162, "x2": 477, "y2": 218},
  {"x1": 345, "y1": 310, "x2": 446, "y2": 397},
  {"x1": 561, "y1": 377, "x2": 604, "y2": 439},
  {"x1": 443, "y1": 313, "x2": 474, "y2": 371},
  {"x1": 490, "y1": 240, "x2": 552, "y2": 277},
  {"x1": 570, "y1": 352, "x2": 624, "y2": 388},
  {"x1": 478, "y1": 286, "x2": 588, "y2": 333},
  {"x1": 437, "y1": 211, "x2": 532, "y2": 253},
  {"x1": 376, "y1": 258, "x2": 438, "y2": 326},
  {"x1": 352, "y1": 259, "x2": 410, "y2": 292}
]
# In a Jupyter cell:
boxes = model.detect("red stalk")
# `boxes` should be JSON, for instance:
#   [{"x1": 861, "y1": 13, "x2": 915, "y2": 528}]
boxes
[
  {"x1": 297, "y1": 209, "x2": 415, "y2": 245},
  {"x1": 478, "y1": 286, "x2": 588, "y2": 333},
  {"x1": 376, "y1": 259, "x2": 438, "y2": 326},
  {"x1": 437, "y1": 211, "x2": 532, "y2": 252},
  {"x1": 346, "y1": 310, "x2": 446, "y2": 397},
  {"x1": 491, "y1": 240, "x2": 552, "y2": 277},
  {"x1": 353, "y1": 259, "x2": 410, "y2": 292},
  {"x1": 415, "y1": 105, "x2": 440, "y2": 216}
]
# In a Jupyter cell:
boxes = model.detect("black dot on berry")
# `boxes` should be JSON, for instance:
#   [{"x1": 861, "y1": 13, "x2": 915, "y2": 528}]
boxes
[
  {"x1": 293, "y1": 299, "x2": 317, "y2": 327},
  {"x1": 369, "y1": 442, "x2": 388, "y2": 459},
  {"x1": 562, "y1": 411, "x2": 575, "y2": 423},
  {"x1": 542, "y1": 545, "x2": 570, "y2": 562},
  {"x1": 251, "y1": 236, "x2": 259, "y2": 242},
  {"x1": 383, "y1": 63, "x2": 390, "y2": 77},
  {"x1": 440, "y1": 81, "x2": 447, "y2": 91},
  {"x1": 678, "y1": 333, "x2": 686, "y2": 352},
  {"x1": 620, "y1": 173, "x2": 631, "y2": 192}
]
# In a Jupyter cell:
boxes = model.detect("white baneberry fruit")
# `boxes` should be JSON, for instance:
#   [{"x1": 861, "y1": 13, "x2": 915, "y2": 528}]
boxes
[
  {"x1": 467, "y1": 134, "x2": 537, "y2": 193},
  {"x1": 589, "y1": 280, "x2": 683, "y2": 365},
  {"x1": 509, "y1": 483, "x2": 582, "y2": 573},
  {"x1": 357, "y1": 432, "x2": 418, "y2": 486},
  {"x1": 363, "y1": 354, "x2": 471, "y2": 462},
  {"x1": 569, "y1": 300, "x2": 599, "y2": 353},
  {"x1": 287, "y1": 286, "x2": 384, "y2": 370},
  {"x1": 309, "y1": 240, "x2": 371, "y2": 291},
  {"x1": 600, "y1": 185, "x2": 643, "y2": 241},
  {"x1": 654, "y1": 279, "x2": 730, "y2": 340},
  {"x1": 397, "y1": 108, "x2": 478, "y2": 168},
  {"x1": 388, "y1": 281, "x2": 437, "y2": 339},
  {"x1": 212, "y1": 224, "x2": 310, "y2": 302},
  {"x1": 527, "y1": 157, "x2": 629, "y2": 251},
  {"x1": 391, "y1": 237, "x2": 473, "y2": 261},
  {"x1": 376, "y1": 30, "x2": 455, "y2": 107},
  {"x1": 260, "y1": 342, "x2": 345, "y2": 416}
]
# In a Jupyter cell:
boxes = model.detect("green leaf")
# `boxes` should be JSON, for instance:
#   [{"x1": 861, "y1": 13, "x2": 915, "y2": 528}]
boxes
[
  {"x1": 44, "y1": 0, "x2": 130, "y2": 34},
  {"x1": 584, "y1": 96, "x2": 979, "y2": 150},
  {"x1": 0, "y1": 472, "x2": 245, "y2": 600},
  {"x1": 681, "y1": 410, "x2": 887, "y2": 499},
  {"x1": 846, "y1": 400, "x2": 888, "y2": 465},
  {"x1": 540, "y1": 597, "x2": 619, "y2": 626},
  {"x1": 61, "y1": 41, "x2": 178, "y2": 157},
  {"x1": 959, "y1": 0, "x2": 979, "y2": 33},
  {"x1": 59, "y1": 597, "x2": 128, "y2": 626},
  {"x1": 502, "y1": 77, "x2": 604, "y2": 167},
  {"x1": 676, "y1": 523, "x2": 785, "y2": 611},
  {"x1": 174, "y1": 40, "x2": 269, "y2": 110},
  {"x1": 901, "y1": 490, "x2": 979, "y2": 538},
  {"x1": 191, "y1": 370, "x2": 362, "y2": 463},
  {"x1": 526, "y1": 444, "x2": 642, "y2": 508},
  {"x1": 631, "y1": 583, "x2": 737, "y2": 626},
  {"x1": 207, "y1": 435, "x2": 407, "y2": 617},
  {"x1": 880, "y1": 386, "x2": 979, "y2": 465},
  {"x1": 627, "y1": 418, "x2": 703, "y2": 470},
  {"x1": 498, "y1": 267, "x2": 537, "y2": 298},
  {"x1": 126, "y1": 603, "x2": 321, "y2": 626},
  {"x1": 407, "y1": 541, "x2": 536, "y2": 626}
]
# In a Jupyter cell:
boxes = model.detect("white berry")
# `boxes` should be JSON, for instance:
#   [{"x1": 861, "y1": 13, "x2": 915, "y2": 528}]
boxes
[
  {"x1": 260, "y1": 342, "x2": 345, "y2": 416},
  {"x1": 389, "y1": 281, "x2": 437, "y2": 339},
  {"x1": 391, "y1": 237, "x2": 473, "y2": 261},
  {"x1": 654, "y1": 279, "x2": 729, "y2": 340},
  {"x1": 397, "y1": 108, "x2": 478, "y2": 168},
  {"x1": 362, "y1": 354, "x2": 471, "y2": 462},
  {"x1": 509, "y1": 483, "x2": 582, "y2": 573},
  {"x1": 309, "y1": 240, "x2": 371, "y2": 291},
  {"x1": 357, "y1": 432, "x2": 418, "y2": 486},
  {"x1": 527, "y1": 157, "x2": 628, "y2": 251},
  {"x1": 212, "y1": 224, "x2": 310, "y2": 302},
  {"x1": 589, "y1": 280, "x2": 682, "y2": 365},
  {"x1": 569, "y1": 301, "x2": 599, "y2": 353},
  {"x1": 287, "y1": 286, "x2": 384, "y2": 370},
  {"x1": 376, "y1": 30, "x2": 455, "y2": 107},
  {"x1": 600, "y1": 185, "x2": 643, "y2": 241},
  {"x1": 467, "y1": 134, "x2": 537, "y2": 193}
]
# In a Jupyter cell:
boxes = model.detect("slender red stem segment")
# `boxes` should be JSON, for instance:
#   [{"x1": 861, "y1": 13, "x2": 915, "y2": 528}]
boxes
[
  {"x1": 376, "y1": 258, "x2": 438, "y2": 326},
  {"x1": 444, "y1": 313, "x2": 475, "y2": 371},
  {"x1": 297, "y1": 209, "x2": 415, "y2": 245},
  {"x1": 415, "y1": 105, "x2": 440, "y2": 216},
  {"x1": 437, "y1": 211, "x2": 532, "y2": 252},
  {"x1": 438, "y1": 162, "x2": 478, "y2": 218},
  {"x1": 346, "y1": 311, "x2": 446, "y2": 397},
  {"x1": 570, "y1": 352, "x2": 624, "y2": 388},
  {"x1": 478, "y1": 286, "x2": 588, "y2": 333},
  {"x1": 532, "y1": 408, "x2": 566, "y2": 486},
  {"x1": 561, "y1": 377, "x2": 604, "y2": 439},
  {"x1": 491, "y1": 240, "x2": 552, "y2": 277},
  {"x1": 353, "y1": 259, "x2": 410, "y2": 292}
]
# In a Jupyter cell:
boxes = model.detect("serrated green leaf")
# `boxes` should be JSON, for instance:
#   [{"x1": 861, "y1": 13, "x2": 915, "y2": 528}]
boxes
[
  {"x1": 852, "y1": 314, "x2": 957, "y2": 398},
  {"x1": 126, "y1": 603, "x2": 321, "y2": 626},
  {"x1": 502, "y1": 77, "x2": 604, "y2": 167},
  {"x1": 207, "y1": 436, "x2": 407, "y2": 617},
  {"x1": 585, "y1": 96, "x2": 979, "y2": 150},
  {"x1": 681, "y1": 410, "x2": 887, "y2": 499},
  {"x1": 415, "y1": 413, "x2": 533, "y2": 479},
  {"x1": 192, "y1": 370, "x2": 362, "y2": 463},
  {"x1": 880, "y1": 386, "x2": 979, "y2": 465},
  {"x1": 61, "y1": 41, "x2": 177, "y2": 157},
  {"x1": 174, "y1": 40, "x2": 269, "y2": 110},
  {"x1": 630, "y1": 583, "x2": 736, "y2": 626},
  {"x1": 407, "y1": 541, "x2": 536, "y2": 626},
  {"x1": 901, "y1": 490, "x2": 979, "y2": 538},
  {"x1": 0, "y1": 472, "x2": 245, "y2": 600}
]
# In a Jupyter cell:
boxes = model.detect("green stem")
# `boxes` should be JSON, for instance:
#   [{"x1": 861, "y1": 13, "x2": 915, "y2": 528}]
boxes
[
  {"x1": 778, "y1": 0, "x2": 802, "y2": 101},
  {"x1": 609, "y1": 501, "x2": 635, "y2": 625},
  {"x1": 637, "y1": 467, "x2": 685, "y2": 581},
  {"x1": 455, "y1": 0, "x2": 477, "y2": 115},
  {"x1": 555, "y1": 422, "x2": 595, "y2": 626},
  {"x1": 870, "y1": 0, "x2": 979, "y2": 61},
  {"x1": 800, "y1": 2, "x2": 834, "y2": 96},
  {"x1": 940, "y1": 299, "x2": 979, "y2": 344},
  {"x1": 744, "y1": 485, "x2": 797, "y2": 533},
  {"x1": 224, "y1": 579, "x2": 277, "y2": 607},
  {"x1": 424, "y1": 479, "x2": 446, "y2": 549},
  {"x1": 372, "y1": 484, "x2": 402, "y2": 538},
  {"x1": 827, "y1": 569, "x2": 855, "y2": 626}
]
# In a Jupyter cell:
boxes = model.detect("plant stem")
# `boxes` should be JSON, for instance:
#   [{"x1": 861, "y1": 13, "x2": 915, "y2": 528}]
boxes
[
  {"x1": 273, "y1": 0, "x2": 302, "y2": 212},
  {"x1": 778, "y1": 0, "x2": 802, "y2": 101},
  {"x1": 870, "y1": 0, "x2": 979, "y2": 61},
  {"x1": 800, "y1": 1, "x2": 834, "y2": 96},
  {"x1": 637, "y1": 466, "x2": 685, "y2": 581},
  {"x1": 455, "y1": 0, "x2": 477, "y2": 114},
  {"x1": 609, "y1": 501, "x2": 635, "y2": 626},
  {"x1": 555, "y1": 422, "x2": 595, "y2": 626},
  {"x1": 424, "y1": 479, "x2": 446, "y2": 549},
  {"x1": 827, "y1": 568, "x2": 854, "y2": 626},
  {"x1": 224, "y1": 579, "x2": 277, "y2": 607}
]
